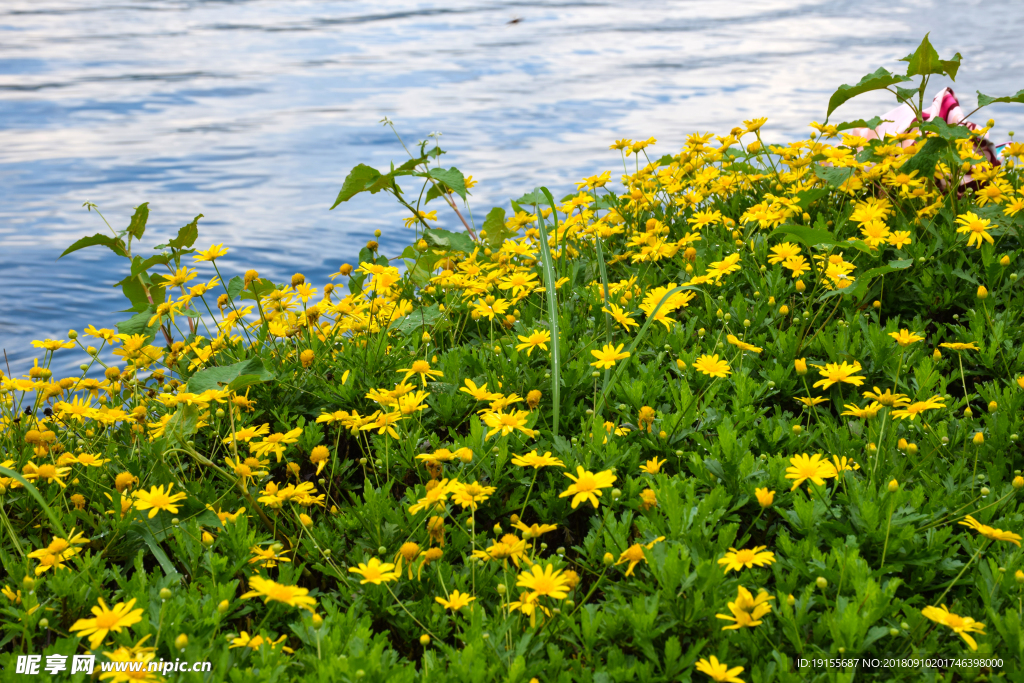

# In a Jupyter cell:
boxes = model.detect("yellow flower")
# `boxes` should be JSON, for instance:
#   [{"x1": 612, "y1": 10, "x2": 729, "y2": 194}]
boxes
[
  {"x1": 347, "y1": 557, "x2": 400, "y2": 585},
  {"x1": 695, "y1": 655, "x2": 746, "y2": 683},
  {"x1": 812, "y1": 361, "x2": 865, "y2": 390},
  {"x1": 940, "y1": 342, "x2": 979, "y2": 351},
  {"x1": 70, "y1": 598, "x2": 145, "y2": 650},
  {"x1": 726, "y1": 334, "x2": 762, "y2": 354},
  {"x1": 590, "y1": 343, "x2": 630, "y2": 369},
  {"x1": 959, "y1": 515, "x2": 1022, "y2": 546},
  {"x1": 435, "y1": 590, "x2": 475, "y2": 611},
  {"x1": 891, "y1": 395, "x2": 946, "y2": 421},
  {"x1": 717, "y1": 546, "x2": 776, "y2": 573},
  {"x1": 955, "y1": 212, "x2": 994, "y2": 249},
  {"x1": 560, "y1": 466, "x2": 617, "y2": 509},
  {"x1": 510, "y1": 450, "x2": 564, "y2": 469},
  {"x1": 131, "y1": 483, "x2": 187, "y2": 519},
  {"x1": 715, "y1": 585, "x2": 774, "y2": 630},
  {"x1": 614, "y1": 536, "x2": 665, "y2": 576},
  {"x1": 921, "y1": 604, "x2": 986, "y2": 651},
  {"x1": 516, "y1": 563, "x2": 571, "y2": 600},
  {"x1": 481, "y1": 409, "x2": 537, "y2": 440},
  {"x1": 241, "y1": 576, "x2": 317, "y2": 611},
  {"x1": 192, "y1": 243, "x2": 229, "y2": 262},
  {"x1": 693, "y1": 354, "x2": 731, "y2": 378},
  {"x1": 449, "y1": 480, "x2": 497, "y2": 511},
  {"x1": 396, "y1": 359, "x2": 443, "y2": 386},
  {"x1": 639, "y1": 457, "x2": 666, "y2": 474},
  {"x1": 754, "y1": 488, "x2": 774, "y2": 507},
  {"x1": 888, "y1": 329, "x2": 924, "y2": 346},
  {"x1": 515, "y1": 330, "x2": 551, "y2": 356},
  {"x1": 784, "y1": 453, "x2": 837, "y2": 491}
]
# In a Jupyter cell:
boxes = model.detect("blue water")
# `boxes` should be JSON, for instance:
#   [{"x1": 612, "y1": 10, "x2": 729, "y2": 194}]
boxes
[{"x1": 2, "y1": 0, "x2": 1023, "y2": 377}]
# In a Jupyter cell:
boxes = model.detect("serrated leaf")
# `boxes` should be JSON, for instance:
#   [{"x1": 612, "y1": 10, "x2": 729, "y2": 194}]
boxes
[
  {"x1": 128, "y1": 521, "x2": 178, "y2": 577},
  {"x1": 827, "y1": 67, "x2": 912, "y2": 118},
  {"x1": 813, "y1": 164, "x2": 855, "y2": 188},
  {"x1": 482, "y1": 207, "x2": 514, "y2": 250},
  {"x1": 900, "y1": 136, "x2": 948, "y2": 179},
  {"x1": 116, "y1": 309, "x2": 159, "y2": 339},
  {"x1": 427, "y1": 167, "x2": 467, "y2": 201},
  {"x1": 239, "y1": 278, "x2": 277, "y2": 301},
  {"x1": 59, "y1": 233, "x2": 128, "y2": 259},
  {"x1": 127, "y1": 202, "x2": 149, "y2": 240},
  {"x1": 129, "y1": 253, "x2": 172, "y2": 277},
  {"x1": 390, "y1": 304, "x2": 443, "y2": 334},
  {"x1": 977, "y1": 89, "x2": 1024, "y2": 107},
  {"x1": 920, "y1": 118, "x2": 971, "y2": 141},
  {"x1": 227, "y1": 276, "x2": 244, "y2": 301},
  {"x1": 423, "y1": 228, "x2": 475, "y2": 254},
  {"x1": 331, "y1": 164, "x2": 384, "y2": 209},
  {"x1": 168, "y1": 214, "x2": 203, "y2": 249},
  {"x1": 515, "y1": 189, "x2": 547, "y2": 205},
  {"x1": 770, "y1": 224, "x2": 873, "y2": 255},
  {"x1": 835, "y1": 116, "x2": 888, "y2": 132},
  {"x1": 187, "y1": 357, "x2": 274, "y2": 393}
]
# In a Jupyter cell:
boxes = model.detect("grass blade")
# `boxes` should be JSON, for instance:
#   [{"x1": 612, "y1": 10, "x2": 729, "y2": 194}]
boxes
[
  {"x1": 534, "y1": 191, "x2": 562, "y2": 438},
  {"x1": 0, "y1": 465, "x2": 67, "y2": 538}
]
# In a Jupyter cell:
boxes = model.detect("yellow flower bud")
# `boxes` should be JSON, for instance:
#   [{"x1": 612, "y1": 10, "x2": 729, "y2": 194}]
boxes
[
  {"x1": 312, "y1": 613, "x2": 324, "y2": 628},
  {"x1": 779, "y1": 305, "x2": 789, "y2": 315},
  {"x1": 1000, "y1": 255, "x2": 1011, "y2": 267},
  {"x1": 795, "y1": 279, "x2": 806, "y2": 293},
  {"x1": 988, "y1": 400, "x2": 998, "y2": 412},
  {"x1": 1014, "y1": 476, "x2": 1024, "y2": 489},
  {"x1": 872, "y1": 300, "x2": 881, "y2": 309},
  {"x1": 174, "y1": 634, "x2": 188, "y2": 650},
  {"x1": 932, "y1": 348, "x2": 941, "y2": 361},
  {"x1": 794, "y1": 358, "x2": 807, "y2": 375},
  {"x1": 977, "y1": 285, "x2": 988, "y2": 299},
  {"x1": 299, "y1": 513, "x2": 313, "y2": 528},
  {"x1": 420, "y1": 634, "x2": 431, "y2": 646},
  {"x1": 299, "y1": 348, "x2": 314, "y2": 368},
  {"x1": 973, "y1": 431, "x2": 985, "y2": 445},
  {"x1": 603, "y1": 552, "x2": 614, "y2": 566},
  {"x1": 888, "y1": 479, "x2": 898, "y2": 492}
]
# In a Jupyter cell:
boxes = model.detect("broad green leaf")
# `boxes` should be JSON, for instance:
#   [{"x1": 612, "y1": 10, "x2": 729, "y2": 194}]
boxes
[
  {"x1": 813, "y1": 164, "x2": 855, "y2": 188},
  {"x1": 818, "y1": 258, "x2": 913, "y2": 302},
  {"x1": 795, "y1": 188, "x2": 828, "y2": 211},
  {"x1": 977, "y1": 89, "x2": 1024, "y2": 107},
  {"x1": 515, "y1": 189, "x2": 547, "y2": 205},
  {"x1": 920, "y1": 118, "x2": 971, "y2": 141},
  {"x1": 900, "y1": 137, "x2": 949, "y2": 179},
  {"x1": 167, "y1": 214, "x2": 203, "y2": 249},
  {"x1": 427, "y1": 167, "x2": 467, "y2": 201},
  {"x1": 827, "y1": 67, "x2": 912, "y2": 119},
  {"x1": 899, "y1": 34, "x2": 960, "y2": 79},
  {"x1": 227, "y1": 276, "x2": 244, "y2": 300},
  {"x1": 240, "y1": 278, "x2": 277, "y2": 301},
  {"x1": 115, "y1": 272, "x2": 157, "y2": 312},
  {"x1": 331, "y1": 164, "x2": 384, "y2": 209},
  {"x1": 835, "y1": 116, "x2": 888, "y2": 132},
  {"x1": 127, "y1": 202, "x2": 149, "y2": 240},
  {"x1": 129, "y1": 253, "x2": 172, "y2": 277},
  {"x1": 59, "y1": 233, "x2": 127, "y2": 259},
  {"x1": 187, "y1": 357, "x2": 274, "y2": 393},
  {"x1": 770, "y1": 224, "x2": 873, "y2": 256},
  {"x1": 390, "y1": 303, "x2": 443, "y2": 334},
  {"x1": 895, "y1": 85, "x2": 919, "y2": 103},
  {"x1": 482, "y1": 207, "x2": 513, "y2": 250},
  {"x1": 423, "y1": 227, "x2": 475, "y2": 254},
  {"x1": 116, "y1": 309, "x2": 159, "y2": 339}
]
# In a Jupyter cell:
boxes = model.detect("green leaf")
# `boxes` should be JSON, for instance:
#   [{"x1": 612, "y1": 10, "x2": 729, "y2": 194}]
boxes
[
  {"x1": 164, "y1": 403, "x2": 200, "y2": 446},
  {"x1": 129, "y1": 521, "x2": 179, "y2": 577},
  {"x1": 920, "y1": 118, "x2": 971, "y2": 141},
  {"x1": 591, "y1": 193, "x2": 619, "y2": 211},
  {"x1": 900, "y1": 33, "x2": 941, "y2": 77},
  {"x1": 240, "y1": 278, "x2": 277, "y2": 301},
  {"x1": 813, "y1": 164, "x2": 855, "y2": 188},
  {"x1": 482, "y1": 207, "x2": 514, "y2": 250},
  {"x1": 977, "y1": 89, "x2": 1024, "y2": 107},
  {"x1": 187, "y1": 357, "x2": 274, "y2": 393},
  {"x1": 835, "y1": 116, "x2": 887, "y2": 132},
  {"x1": 514, "y1": 189, "x2": 547, "y2": 205},
  {"x1": 129, "y1": 254, "x2": 172, "y2": 277},
  {"x1": 116, "y1": 309, "x2": 159, "y2": 339},
  {"x1": 423, "y1": 228, "x2": 475, "y2": 254},
  {"x1": 534, "y1": 200, "x2": 561, "y2": 438},
  {"x1": 900, "y1": 137, "x2": 949, "y2": 179},
  {"x1": 895, "y1": 85, "x2": 919, "y2": 103},
  {"x1": 795, "y1": 188, "x2": 828, "y2": 211},
  {"x1": 769, "y1": 224, "x2": 873, "y2": 256},
  {"x1": 167, "y1": 214, "x2": 203, "y2": 249},
  {"x1": 390, "y1": 303, "x2": 443, "y2": 334},
  {"x1": 115, "y1": 272, "x2": 159, "y2": 312},
  {"x1": 427, "y1": 167, "x2": 467, "y2": 201},
  {"x1": 127, "y1": 203, "x2": 150, "y2": 240},
  {"x1": 59, "y1": 233, "x2": 127, "y2": 259},
  {"x1": 330, "y1": 164, "x2": 386, "y2": 209},
  {"x1": 818, "y1": 259, "x2": 913, "y2": 302},
  {"x1": 227, "y1": 276, "x2": 244, "y2": 301},
  {"x1": 0, "y1": 466, "x2": 67, "y2": 537},
  {"x1": 826, "y1": 67, "x2": 912, "y2": 119}
]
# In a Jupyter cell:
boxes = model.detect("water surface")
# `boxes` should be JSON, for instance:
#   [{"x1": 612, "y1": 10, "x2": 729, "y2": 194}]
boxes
[{"x1": 2, "y1": 0, "x2": 1022, "y2": 376}]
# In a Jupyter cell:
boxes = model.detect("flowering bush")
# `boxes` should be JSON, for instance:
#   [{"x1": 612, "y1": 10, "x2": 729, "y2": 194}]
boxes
[{"x1": 3, "y1": 37, "x2": 1024, "y2": 681}]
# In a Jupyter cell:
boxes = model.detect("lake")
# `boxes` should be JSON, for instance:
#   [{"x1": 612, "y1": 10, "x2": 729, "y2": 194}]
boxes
[{"x1": 2, "y1": 0, "x2": 1022, "y2": 377}]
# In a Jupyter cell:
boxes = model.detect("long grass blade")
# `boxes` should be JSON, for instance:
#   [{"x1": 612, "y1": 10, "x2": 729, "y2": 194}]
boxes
[
  {"x1": 534, "y1": 190, "x2": 562, "y2": 438},
  {"x1": 0, "y1": 465, "x2": 68, "y2": 538}
]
